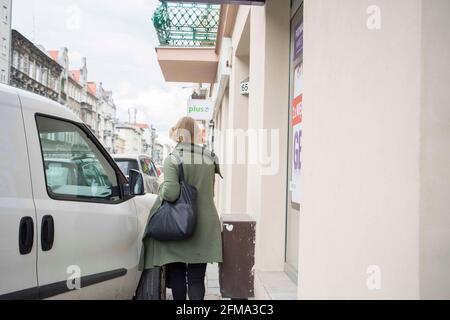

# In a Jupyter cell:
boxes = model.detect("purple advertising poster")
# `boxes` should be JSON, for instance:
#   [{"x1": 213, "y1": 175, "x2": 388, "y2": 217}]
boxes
[{"x1": 294, "y1": 22, "x2": 303, "y2": 60}]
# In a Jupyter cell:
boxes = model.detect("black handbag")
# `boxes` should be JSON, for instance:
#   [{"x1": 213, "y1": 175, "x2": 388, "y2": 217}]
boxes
[{"x1": 146, "y1": 154, "x2": 198, "y2": 241}]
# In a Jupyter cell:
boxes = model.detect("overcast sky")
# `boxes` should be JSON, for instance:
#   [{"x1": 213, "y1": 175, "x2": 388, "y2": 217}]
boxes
[{"x1": 12, "y1": 0, "x2": 192, "y2": 144}]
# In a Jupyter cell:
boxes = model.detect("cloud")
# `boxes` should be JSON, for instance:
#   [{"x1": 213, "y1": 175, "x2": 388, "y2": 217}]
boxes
[
  {"x1": 67, "y1": 50, "x2": 83, "y2": 69},
  {"x1": 12, "y1": 0, "x2": 191, "y2": 144},
  {"x1": 115, "y1": 85, "x2": 192, "y2": 142}
]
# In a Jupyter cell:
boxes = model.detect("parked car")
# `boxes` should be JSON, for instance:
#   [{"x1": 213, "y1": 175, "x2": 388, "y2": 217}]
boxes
[
  {"x1": 0, "y1": 84, "x2": 164, "y2": 300},
  {"x1": 112, "y1": 154, "x2": 160, "y2": 195}
]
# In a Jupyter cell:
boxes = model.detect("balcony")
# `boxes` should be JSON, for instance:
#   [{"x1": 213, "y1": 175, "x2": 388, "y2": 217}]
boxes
[
  {"x1": 81, "y1": 102, "x2": 94, "y2": 112},
  {"x1": 152, "y1": 1, "x2": 223, "y2": 83},
  {"x1": 153, "y1": 1, "x2": 220, "y2": 47}
]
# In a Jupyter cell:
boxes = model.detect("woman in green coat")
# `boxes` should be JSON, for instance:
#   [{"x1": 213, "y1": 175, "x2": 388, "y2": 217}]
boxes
[{"x1": 142, "y1": 117, "x2": 223, "y2": 300}]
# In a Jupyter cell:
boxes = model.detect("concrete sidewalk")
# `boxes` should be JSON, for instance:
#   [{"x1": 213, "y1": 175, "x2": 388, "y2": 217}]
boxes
[
  {"x1": 204, "y1": 263, "x2": 221, "y2": 300},
  {"x1": 165, "y1": 263, "x2": 223, "y2": 300}
]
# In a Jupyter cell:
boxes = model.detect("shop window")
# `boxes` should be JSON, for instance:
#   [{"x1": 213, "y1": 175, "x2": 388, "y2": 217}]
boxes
[
  {"x1": 2, "y1": 37, "x2": 7, "y2": 56},
  {"x1": 12, "y1": 51, "x2": 18, "y2": 68}
]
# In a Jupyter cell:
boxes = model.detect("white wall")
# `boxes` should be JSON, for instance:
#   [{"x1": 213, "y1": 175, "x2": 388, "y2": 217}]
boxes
[
  {"x1": 299, "y1": 0, "x2": 422, "y2": 299},
  {"x1": 0, "y1": 0, "x2": 11, "y2": 84},
  {"x1": 116, "y1": 127, "x2": 142, "y2": 154},
  {"x1": 419, "y1": 0, "x2": 450, "y2": 300}
]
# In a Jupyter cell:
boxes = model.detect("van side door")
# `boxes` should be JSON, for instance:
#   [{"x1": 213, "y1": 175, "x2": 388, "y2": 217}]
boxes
[
  {"x1": 21, "y1": 105, "x2": 140, "y2": 299},
  {"x1": 0, "y1": 90, "x2": 38, "y2": 299}
]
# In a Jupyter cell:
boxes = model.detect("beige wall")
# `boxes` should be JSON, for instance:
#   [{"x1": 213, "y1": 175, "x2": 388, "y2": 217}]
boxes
[
  {"x1": 214, "y1": 0, "x2": 449, "y2": 300},
  {"x1": 247, "y1": 0, "x2": 290, "y2": 272},
  {"x1": 220, "y1": 7, "x2": 251, "y2": 215},
  {"x1": 419, "y1": 0, "x2": 450, "y2": 300},
  {"x1": 214, "y1": 0, "x2": 290, "y2": 274},
  {"x1": 299, "y1": 0, "x2": 422, "y2": 299}
]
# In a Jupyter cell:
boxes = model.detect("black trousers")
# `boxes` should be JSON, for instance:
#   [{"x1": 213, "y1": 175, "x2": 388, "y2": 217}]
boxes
[{"x1": 166, "y1": 263, "x2": 207, "y2": 300}]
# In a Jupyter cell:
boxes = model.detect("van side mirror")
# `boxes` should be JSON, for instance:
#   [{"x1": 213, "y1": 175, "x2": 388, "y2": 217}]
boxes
[{"x1": 129, "y1": 169, "x2": 145, "y2": 196}]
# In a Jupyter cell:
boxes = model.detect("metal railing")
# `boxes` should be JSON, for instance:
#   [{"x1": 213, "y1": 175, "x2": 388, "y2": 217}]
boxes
[{"x1": 152, "y1": 1, "x2": 221, "y2": 47}]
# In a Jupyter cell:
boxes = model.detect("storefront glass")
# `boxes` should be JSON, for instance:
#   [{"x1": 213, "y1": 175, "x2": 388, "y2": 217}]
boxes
[{"x1": 285, "y1": 0, "x2": 303, "y2": 283}]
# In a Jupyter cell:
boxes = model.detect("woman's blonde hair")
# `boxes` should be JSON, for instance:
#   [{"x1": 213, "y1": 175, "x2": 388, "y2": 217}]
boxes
[{"x1": 170, "y1": 116, "x2": 202, "y2": 144}]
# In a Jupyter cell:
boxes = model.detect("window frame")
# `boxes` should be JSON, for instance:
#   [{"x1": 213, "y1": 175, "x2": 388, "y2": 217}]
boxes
[{"x1": 35, "y1": 113, "x2": 130, "y2": 205}]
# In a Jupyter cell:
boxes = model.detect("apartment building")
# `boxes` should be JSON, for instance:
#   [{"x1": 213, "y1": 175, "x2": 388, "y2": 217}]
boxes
[
  {"x1": 0, "y1": 0, "x2": 11, "y2": 84},
  {"x1": 10, "y1": 30, "x2": 62, "y2": 102},
  {"x1": 95, "y1": 83, "x2": 118, "y2": 153},
  {"x1": 47, "y1": 49, "x2": 118, "y2": 152},
  {"x1": 115, "y1": 123, "x2": 148, "y2": 155}
]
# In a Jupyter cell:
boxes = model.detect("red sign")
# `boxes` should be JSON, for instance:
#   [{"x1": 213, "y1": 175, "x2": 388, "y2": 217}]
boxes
[{"x1": 292, "y1": 94, "x2": 302, "y2": 126}]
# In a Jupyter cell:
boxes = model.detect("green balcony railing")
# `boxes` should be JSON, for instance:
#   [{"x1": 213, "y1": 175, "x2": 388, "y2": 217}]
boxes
[{"x1": 152, "y1": 1, "x2": 221, "y2": 47}]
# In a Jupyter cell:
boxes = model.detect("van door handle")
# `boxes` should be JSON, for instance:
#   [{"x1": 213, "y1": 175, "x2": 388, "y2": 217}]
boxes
[
  {"x1": 41, "y1": 215, "x2": 54, "y2": 252},
  {"x1": 19, "y1": 217, "x2": 34, "y2": 255}
]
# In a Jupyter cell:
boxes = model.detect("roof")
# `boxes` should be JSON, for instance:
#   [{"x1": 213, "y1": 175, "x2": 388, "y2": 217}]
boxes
[
  {"x1": 11, "y1": 30, "x2": 63, "y2": 72},
  {"x1": 70, "y1": 70, "x2": 81, "y2": 83},
  {"x1": 87, "y1": 82, "x2": 97, "y2": 96},
  {"x1": 47, "y1": 50, "x2": 59, "y2": 61}
]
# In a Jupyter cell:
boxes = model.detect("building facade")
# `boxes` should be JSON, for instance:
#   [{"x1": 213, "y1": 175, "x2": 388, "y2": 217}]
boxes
[
  {"x1": 113, "y1": 136, "x2": 126, "y2": 154},
  {"x1": 66, "y1": 74, "x2": 83, "y2": 118},
  {"x1": 153, "y1": 0, "x2": 450, "y2": 299},
  {"x1": 114, "y1": 122, "x2": 157, "y2": 157},
  {"x1": 95, "y1": 82, "x2": 117, "y2": 153},
  {"x1": 115, "y1": 123, "x2": 144, "y2": 155},
  {"x1": 10, "y1": 30, "x2": 62, "y2": 102},
  {"x1": 8, "y1": 30, "x2": 123, "y2": 155},
  {"x1": 47, "y1": 49, "x2": 118, "y2": 153},
  {"x1": 0, "y1": 0, "x2": 11, "y2": 84}
]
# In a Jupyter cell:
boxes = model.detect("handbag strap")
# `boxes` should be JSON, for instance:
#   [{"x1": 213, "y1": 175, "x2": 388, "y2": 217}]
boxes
[{"x1": 170, "y1": 153, "x2": 185, "y2": 183}]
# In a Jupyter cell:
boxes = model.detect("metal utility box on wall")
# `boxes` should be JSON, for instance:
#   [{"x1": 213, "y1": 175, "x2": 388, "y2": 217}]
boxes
[{"x1": 219, "y1": 214, "x2": 256, "y2": 299}]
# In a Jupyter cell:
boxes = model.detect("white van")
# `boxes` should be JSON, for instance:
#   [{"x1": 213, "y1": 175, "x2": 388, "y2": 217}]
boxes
[{"x1": 0, "y1": 84, "x2": 163, "y2": 300}]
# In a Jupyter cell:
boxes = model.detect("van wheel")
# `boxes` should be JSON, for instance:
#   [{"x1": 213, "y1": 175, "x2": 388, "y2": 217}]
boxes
[{"x1": 135, "y1": 267, "x2": 166, "y2": 300}]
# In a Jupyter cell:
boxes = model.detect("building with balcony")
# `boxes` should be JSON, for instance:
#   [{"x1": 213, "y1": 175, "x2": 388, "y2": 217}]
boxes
[
  {"x1": 152, "y1": 0, "x2": 450, "y2": 300},
  {"x1": 67, "y1": 58, "x2": 99, "y2": 133},
  {"x1": 47, "y1": 48, "x2": 119, "y2": 153},
  {"x1": 152, "y1": 1, "x2": 221, "y2": 83},
  {"x1": 9, "y1": 32, "x2": 119, "y2": 153},
  {"x1": 47, "y1": 47, "x2": 69, "y2": 106},
  {"x1": 66, "y1": 73, "x2": 83, "y2": 118},
  {"x1": 10, "y1": 30, "x2": 62, "y2": 102}
]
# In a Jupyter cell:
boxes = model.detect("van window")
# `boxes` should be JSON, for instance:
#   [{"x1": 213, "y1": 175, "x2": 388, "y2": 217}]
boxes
[{"x1": 36, "y1": 115, "x2": 120, "y2": 202}]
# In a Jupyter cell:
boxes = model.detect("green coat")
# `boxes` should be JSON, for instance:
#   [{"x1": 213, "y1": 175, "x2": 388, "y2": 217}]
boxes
[{"x1": 141, "y1": 143, "x2": 223, "y2": 269}]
